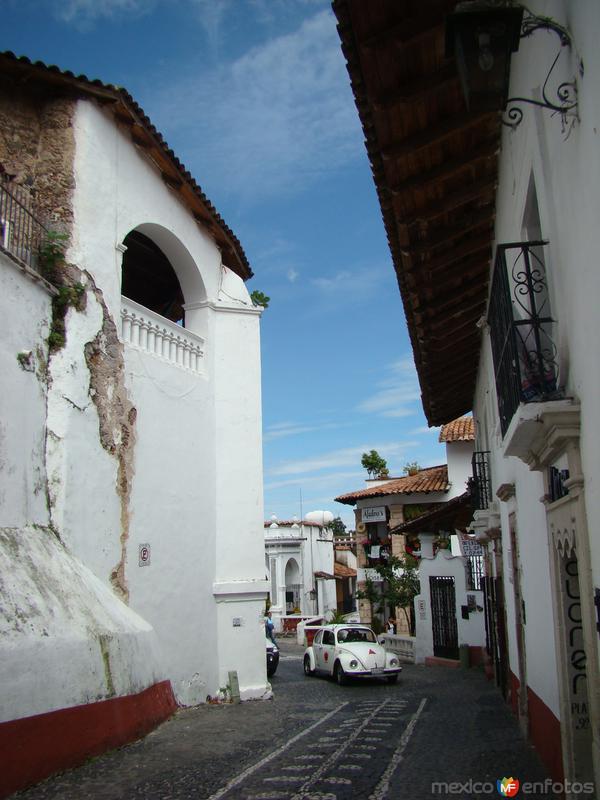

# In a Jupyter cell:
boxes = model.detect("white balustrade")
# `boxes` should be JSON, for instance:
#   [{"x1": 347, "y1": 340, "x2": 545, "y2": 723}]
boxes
[{"x1": 120, "y1": 296, "x2": 204, "y2": 373}]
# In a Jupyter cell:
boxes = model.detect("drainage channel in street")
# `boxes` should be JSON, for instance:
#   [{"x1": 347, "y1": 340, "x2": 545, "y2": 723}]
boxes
[{"x1": 206, "y1": 696, "x2": 427, "y2": 800}]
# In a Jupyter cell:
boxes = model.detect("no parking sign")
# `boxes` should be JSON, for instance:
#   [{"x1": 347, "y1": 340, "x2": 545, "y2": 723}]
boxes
[{"x1": 138, "y1": 543, "x2": 151, "y2": 566}]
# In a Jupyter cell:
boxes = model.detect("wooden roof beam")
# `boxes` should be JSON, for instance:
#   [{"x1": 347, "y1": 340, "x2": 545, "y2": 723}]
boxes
[
  {"x1": 411, "y1": 275, "x2": 489, "y2": 318},
  {"x1": 402, "y1": 233, "x2": 491, "y2": 275},
  {"x1": 381, "y1": 111, "x2": 496, "y2": 162},
  {"x1": 420, "y1": 234, "x2": 492, "y2": 275},
  {"x1": 390, "y1": 140, "x2": 498, "y2": 197},
  {"x1": 409, "y1": 177, "x2": 497, "y2": 225},
  {"x1": 401, "y1": 208, "x2": 494, "y2": 256},
  {"x1": 359, "y1": 13, "x2": 443, "y2": 51},
  {"x1": 372, "y1": 65, "x2": 458, "y2": 111}
]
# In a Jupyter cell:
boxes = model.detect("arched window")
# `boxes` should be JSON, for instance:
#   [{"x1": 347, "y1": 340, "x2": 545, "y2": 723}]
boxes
[
  {"x1": 284, "y1": 558, "x2": 301, "y2": 613},
  {"x1": 121, "y1": 230, "x2": 185, "y2": 325}
]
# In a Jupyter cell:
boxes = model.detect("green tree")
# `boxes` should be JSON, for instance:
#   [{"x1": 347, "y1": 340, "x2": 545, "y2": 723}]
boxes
[
  {"x1": 250, "y1": 290, "x2": 270, "y2": 308},
  {"x1": 357, "y1": 553, "x2": 420, "y2": 634},
  {"x1": 361, "y1": 449, "x2": 388, "y2": 478},
  {"x1": 327, "y1": 516, "x2": 347, "y2": 537}
]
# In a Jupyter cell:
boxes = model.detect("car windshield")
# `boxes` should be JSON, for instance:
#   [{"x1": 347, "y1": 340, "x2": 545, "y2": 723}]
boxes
[{"x1": 337, "y1": 627, "x2": 377, "y2": 644}]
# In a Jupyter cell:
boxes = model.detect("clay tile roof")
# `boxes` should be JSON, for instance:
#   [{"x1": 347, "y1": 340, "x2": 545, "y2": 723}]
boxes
[
  {"x1": 0, "y1": 51, "x2": 251, "y2": 281},
  {"x1": 334, "y1": 562, "x2": 357, "y2": 579},
  {"x1": 314, "y1": 571, "x2": 336, "y2": 580},
  {"x1": 392, "y1": 490, "x2": 473, "y2": 535},
  {"x1": 334, "y1": 465, "x2": 449, "y2": 506},
  {"x1": 438, "y1": 416, "x2": 475, "y2": 443}
]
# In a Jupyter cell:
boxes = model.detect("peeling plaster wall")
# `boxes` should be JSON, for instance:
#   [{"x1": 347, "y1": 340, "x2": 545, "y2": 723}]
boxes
[
  {"x1": 0, "y1": 83, "x2": 169, "y2": 728},
  {"x1": 66, "y1": 101, "x2": 269, "y2": 704},
  {"x1": 0, "y1": 76, "x2": 268, "y2": 713}
]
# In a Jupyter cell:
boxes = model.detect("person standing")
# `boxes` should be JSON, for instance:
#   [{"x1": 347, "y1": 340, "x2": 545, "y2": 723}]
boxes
[{"x1": 265, "y1": 610, "x2": 277, "y2": 644}]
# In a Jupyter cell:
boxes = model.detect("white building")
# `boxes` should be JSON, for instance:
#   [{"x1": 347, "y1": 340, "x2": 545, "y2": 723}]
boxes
[
  {"x1": 265, "y1": 511, "x2": 338, "y2": 631},
  {"x1": 0, "y1": 52, "x2": 268, "y2": 794},
  {"x1": 335, "y1": 0, "x2": 600, "y2": 792}
]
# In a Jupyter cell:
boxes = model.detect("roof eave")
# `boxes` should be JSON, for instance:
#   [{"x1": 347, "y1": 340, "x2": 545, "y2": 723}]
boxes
[{"x1": 0, "y1": 51, "x2": 252, "y2": 282}]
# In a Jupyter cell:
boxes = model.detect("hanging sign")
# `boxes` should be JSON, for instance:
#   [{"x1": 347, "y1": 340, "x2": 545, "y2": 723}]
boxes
[{"x1": 361, "y1": 506, "x2": 386, "y2": 523}]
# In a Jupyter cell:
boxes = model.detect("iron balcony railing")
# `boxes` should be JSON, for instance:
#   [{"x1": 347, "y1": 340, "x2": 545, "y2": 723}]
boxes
[
  {"x1": 470, "y1": 450, "x2": 492, "y2": 510},
  {"x1": 488, "y1": 241, "x2": 562, "y2": 436},
  {"x1": 0, "y1": 177, "x2": 47, "y2": 275}
]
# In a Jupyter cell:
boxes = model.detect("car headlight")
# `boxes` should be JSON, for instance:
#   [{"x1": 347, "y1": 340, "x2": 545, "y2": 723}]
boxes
[
  {"x1": 349, "y1": 659, "x2": 358, "y2": 669},
  {"x1": 389, "y1": 657, "x2": 399, "y2": 667}
]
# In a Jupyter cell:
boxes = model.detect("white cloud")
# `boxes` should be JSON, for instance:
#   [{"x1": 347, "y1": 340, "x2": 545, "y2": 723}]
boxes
[
  {"x1": 56, "y1": 0, "x2": 153, "y2": 23},
  {"x1": 310, "y1": 264, "x2": 389, "y2": 305},
  {"x1": 268, "y1": 440, "x2": 418, "y2": 478},
  {"x1": 264, "y1": 469, "x2": 363, "y2": 491},
  {"x1": 264, "y1": 420, "x2": 339, "y2": 442},
  {"x1": 356, "y1": 357, "x2": 421, "y2": 418},
  {"x1": 287, "y1": 268, "x2": 299, "y2": 283},
  {"x1": 189, "y1": 0, "x2": 233, "y2": 54},
  {"x1": 264, "y1": 419, "x2": 349, "y2": 442},
  {"x1": 412, "y1": 425, "x2": 441, "y2": 435},
  {"x1": 151, "y1": 8, "x2": 362, "y2": 204}
]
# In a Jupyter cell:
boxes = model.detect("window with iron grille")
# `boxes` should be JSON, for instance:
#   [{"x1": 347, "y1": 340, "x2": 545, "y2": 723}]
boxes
[
  {"x1": 467, "y1": 555, "x2": 484, "y2": 591},
  {"x1": 0, "y1": 178, "x2": 47, "y2": 274},
  {"x1": 488, "y1": 241, "x2": 561, "y2": 436},
  {"x1": 471, "y1": 450, "x2": 491, "y2": 510}
]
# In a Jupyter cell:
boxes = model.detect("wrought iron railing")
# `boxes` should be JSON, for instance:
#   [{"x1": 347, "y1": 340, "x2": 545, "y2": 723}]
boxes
[
  {"x1": 470, "y1": 450, "x2": 492, "y2": 510},
  {"x1": 0, "y1": 178, "x2": 47, "y2": 274},
  {"x1": 488, "y1": 241, "x2": 562, "y2": 436}
]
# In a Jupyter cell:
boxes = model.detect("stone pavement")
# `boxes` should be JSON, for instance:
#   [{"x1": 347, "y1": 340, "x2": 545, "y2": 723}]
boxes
[{"x1": 13, "y1": 640, "x2": 559, "y2": 799}]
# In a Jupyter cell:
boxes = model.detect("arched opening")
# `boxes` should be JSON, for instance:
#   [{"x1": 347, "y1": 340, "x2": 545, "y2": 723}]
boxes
[
  {"x1": 121, "y1": 230, "x2": 185, "y2": 325},
  {"x1": 284, "y1": 558, "x2": 301, "y2": 614}
]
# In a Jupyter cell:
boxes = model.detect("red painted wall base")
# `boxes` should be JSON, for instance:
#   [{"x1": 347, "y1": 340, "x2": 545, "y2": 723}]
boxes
[
  {"x1": 527, "y1": 684, "x2": 564, "y2": 784},
  {"x1": 508, "y1": 671, "x2": 564, "y2": 783},
  {"x1": 0, "y1": 680, "x2": 177, "y2": 799}
]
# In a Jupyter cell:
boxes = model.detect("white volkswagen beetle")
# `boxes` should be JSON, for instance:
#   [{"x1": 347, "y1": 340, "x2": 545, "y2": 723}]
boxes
[{"x1": 303, "y1": 624, "x2": 402, "y2": 685}]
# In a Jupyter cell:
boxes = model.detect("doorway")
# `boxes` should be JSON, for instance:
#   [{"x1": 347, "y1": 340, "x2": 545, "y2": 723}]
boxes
[{"x1": 430, "y1": 575, "x2": 459, "y2": 659}]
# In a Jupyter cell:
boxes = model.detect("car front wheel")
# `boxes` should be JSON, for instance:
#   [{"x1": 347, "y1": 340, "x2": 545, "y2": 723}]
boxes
[
  {"x1": 334, "y1": 661, "x2": 347, "y2": 686},
  {"x1": 304, "y1": 655, "x2": 315, "y2": 676}
]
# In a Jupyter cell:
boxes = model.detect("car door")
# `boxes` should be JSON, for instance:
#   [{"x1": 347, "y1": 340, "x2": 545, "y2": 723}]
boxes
[
  {"x1": 313, "y1": 629, "x2": 325, "y2": 671},
  {"x1": 321, "y1": 629, "x2": 336, "y2": 675}
]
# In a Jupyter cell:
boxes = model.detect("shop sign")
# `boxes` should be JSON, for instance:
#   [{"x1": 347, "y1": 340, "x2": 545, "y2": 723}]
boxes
[{"x1": 361, "y1": 506, "x2": 386, "y2": 523}]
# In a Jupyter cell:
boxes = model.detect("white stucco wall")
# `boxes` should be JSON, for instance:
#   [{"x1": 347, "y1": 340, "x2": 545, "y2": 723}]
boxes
[
  {"x1": 0, "y1": 96, "x2": 269, "y2": 715},
  {"x1": 474, "y1": 338, "x2": 561, "y2": 717},
  {"x1": 0, "y1": 251, "x2": 169, "y2": 720},
  {"x1": 0, "y1": 525, "x2": 166, "y2": 722},
  {"x1": 0, "y1": 254, "x2": 52, "y2": 529},
  {"x1": 414, "y1": 546, "x2": 485, "y2": 664},
  {"x1": 66, "y1": 101, "x2": 268, "y2": 704},
  {"x1": 445, "y1": 440, "x2": 473, "y2": 499}
]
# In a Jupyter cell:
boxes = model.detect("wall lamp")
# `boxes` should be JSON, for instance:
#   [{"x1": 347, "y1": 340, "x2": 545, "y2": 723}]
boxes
[{"x1": 445, "y1": 1, "x2": 581, "y2": 132}]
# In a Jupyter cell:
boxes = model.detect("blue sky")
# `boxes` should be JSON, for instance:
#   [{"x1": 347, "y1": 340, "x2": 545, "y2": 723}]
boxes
[{"x1": 3, "y1": 0, "x2": 448, "y2": 527}]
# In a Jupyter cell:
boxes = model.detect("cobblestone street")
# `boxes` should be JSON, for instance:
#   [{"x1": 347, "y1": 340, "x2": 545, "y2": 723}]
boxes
[{"x1": 14, "y1": 641, "x2": 556, "y2": 800}]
